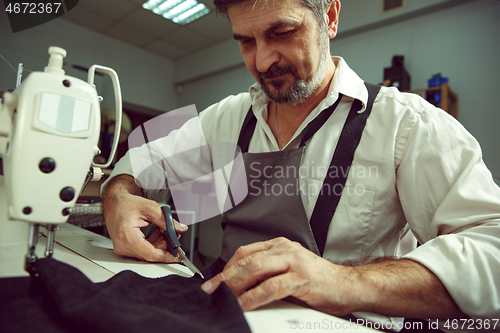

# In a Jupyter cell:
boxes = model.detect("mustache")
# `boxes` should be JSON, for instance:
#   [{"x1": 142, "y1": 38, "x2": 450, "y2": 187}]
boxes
[{"x1": 257, "y1": 63, "x2": 300, "y2": 81}]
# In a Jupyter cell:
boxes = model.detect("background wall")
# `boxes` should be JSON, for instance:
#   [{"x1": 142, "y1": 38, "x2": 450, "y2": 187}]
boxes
[{"x1": 0, "y1": 11, "x2": 177, "y2": 114}]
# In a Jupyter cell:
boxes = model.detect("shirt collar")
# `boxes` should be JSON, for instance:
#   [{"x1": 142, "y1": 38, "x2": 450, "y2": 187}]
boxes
[
  {"x1": 330, "y1": 56, "x2": 369, "y2": 113},
  {"x1": 249, "y1": 56, "x2": 369, "y2": 113}
]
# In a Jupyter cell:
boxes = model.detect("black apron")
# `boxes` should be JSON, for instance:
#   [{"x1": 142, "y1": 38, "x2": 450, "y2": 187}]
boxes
[{"x1": 221, "y1": 83, "x2": 381, "y2": 261}]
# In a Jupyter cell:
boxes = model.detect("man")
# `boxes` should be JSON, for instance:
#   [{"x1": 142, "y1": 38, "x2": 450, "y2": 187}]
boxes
[{"x1": 102, "y1": 0, "x2": 500, "y2": 325}]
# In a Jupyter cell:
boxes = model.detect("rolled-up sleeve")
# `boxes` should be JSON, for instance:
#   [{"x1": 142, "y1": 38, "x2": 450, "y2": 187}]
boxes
[{"x1": 397, "y1": 105, "x2": 500, "y2": 318}]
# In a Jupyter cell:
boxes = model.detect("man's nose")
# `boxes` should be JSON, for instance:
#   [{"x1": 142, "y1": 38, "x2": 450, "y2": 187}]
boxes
[{"x1": 255, "y1": 41, "x2": 280, "y2": 74}]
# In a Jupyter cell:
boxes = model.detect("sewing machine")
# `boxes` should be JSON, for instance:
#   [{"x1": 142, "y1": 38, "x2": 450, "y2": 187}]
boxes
[{"x1": 0, "y1": 46, "x2": 122, "y2": 274}]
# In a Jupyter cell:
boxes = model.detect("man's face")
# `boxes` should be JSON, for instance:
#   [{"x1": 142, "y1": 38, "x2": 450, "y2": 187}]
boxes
[{"x1": 228, "y1": 0, "x2": 330, "y2": 105}]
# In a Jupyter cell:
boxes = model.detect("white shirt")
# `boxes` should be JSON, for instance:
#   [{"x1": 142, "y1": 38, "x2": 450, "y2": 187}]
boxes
[{"x1": 107, "y1": 57, "x2": 500, "y2": 321}]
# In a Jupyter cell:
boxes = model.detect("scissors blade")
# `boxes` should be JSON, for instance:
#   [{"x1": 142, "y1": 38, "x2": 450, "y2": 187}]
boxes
[
  {"x1": 177, "y1": 247, "x2": 204, "y2": 279},
  {"x1": 159, "y1": 205, "x2": 204, "y2": 279}
]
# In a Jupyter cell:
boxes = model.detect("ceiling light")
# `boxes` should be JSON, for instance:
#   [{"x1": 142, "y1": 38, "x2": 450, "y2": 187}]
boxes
[{"x1": 143, "y1": 0, "x2": 210, "y2": 25}]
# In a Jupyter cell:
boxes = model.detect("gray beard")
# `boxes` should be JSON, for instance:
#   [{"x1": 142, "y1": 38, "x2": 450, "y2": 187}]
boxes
[{"x1": 258, "y1": 31, "x2": 329, "y2": 105}]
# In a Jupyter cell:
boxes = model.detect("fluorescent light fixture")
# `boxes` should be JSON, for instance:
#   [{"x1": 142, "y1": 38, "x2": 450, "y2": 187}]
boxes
[{"x1": 143, "y1": 0, "x2": 210, "y2": 25}]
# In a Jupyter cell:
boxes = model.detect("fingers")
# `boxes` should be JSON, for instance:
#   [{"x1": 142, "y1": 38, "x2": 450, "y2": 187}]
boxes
[
  {"x1": 147, "y1": 228, "x2": 184, "y2": 263},
  {"x1": 135, "y1": 236, "x2": 175, "y2": 263},
  {"x1": 143, "y1": 202, "x2": 167, "y2": 230},
  {"x1": 202, "y1": 253, "x2": 287, "y2": 296},
  {"x1": 147, "y1": 205, "x2": 189, "y2": 236},
  {"x1": 147, "y1": 227, "x2": 167, "y2": 251},
  {"x1": 201, "y1": 238, "x2": 326, "y2": 312},
  {"x1": 203, "y1": 273, "x2": 298, "y2": 312},
  {"x1": 112, "y1": 227, "x2": 177, "y2": 263},
  {"x1": 174, "y1": 219, "x2": 189, "y2": 235},
  {"x1": 106, "y1": 196, "x2": 186, "y2": 263},
  {"x1": 201, "y1": 239, "x2": 295, "y2": 296}
]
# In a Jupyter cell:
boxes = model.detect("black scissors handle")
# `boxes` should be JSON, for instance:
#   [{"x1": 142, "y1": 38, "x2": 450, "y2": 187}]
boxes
[{"x1": 160, "y1": 205, "x2": 181, "y2": 256}]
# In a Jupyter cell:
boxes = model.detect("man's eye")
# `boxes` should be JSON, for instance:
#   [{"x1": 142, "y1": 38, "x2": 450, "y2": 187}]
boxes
[
  {"x1": 275, "y1": 30, "x2": 293, "y2": 37},
  {"x1": 240, "y1": 39, "x2": 254, "y2": 45}
]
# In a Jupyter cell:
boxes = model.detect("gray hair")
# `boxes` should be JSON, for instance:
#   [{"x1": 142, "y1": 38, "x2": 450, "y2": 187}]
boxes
[{"x1": 213, "y1": 0, "x2": 335, "y2": 28}]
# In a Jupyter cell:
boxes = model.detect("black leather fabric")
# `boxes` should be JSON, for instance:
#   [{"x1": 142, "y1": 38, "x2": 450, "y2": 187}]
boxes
[{"x1": 0, "y1": 257, "x2": 250, "y2": 333}]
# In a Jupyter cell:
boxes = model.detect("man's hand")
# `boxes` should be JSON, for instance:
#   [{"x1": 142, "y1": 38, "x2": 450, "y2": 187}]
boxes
[
  {"x1": 200, "y1": 237, "x2": 467, "y2": 319},
  {"x1": 200, "y1": 237, "x2": 358, "y2": 315},
  {"x1": 102, "y1": 174, "x2": 188, "y2": 262}
]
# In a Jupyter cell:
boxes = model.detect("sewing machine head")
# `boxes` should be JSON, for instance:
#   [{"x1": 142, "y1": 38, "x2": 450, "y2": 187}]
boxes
[{"x1": 0, "y1": 47, "x2": 122, "y2": 273}]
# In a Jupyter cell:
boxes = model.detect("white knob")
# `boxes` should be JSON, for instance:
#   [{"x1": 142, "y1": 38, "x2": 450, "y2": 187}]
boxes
[
  {"x1": 91, "y1": 167, "x2": 103, "y2": 181},
  {"x1": 49, "y1": 46, "x2": 67, "y2": 58},
  {"x1": 44, "y1": 46, "x2": 67, "y2": 75}
]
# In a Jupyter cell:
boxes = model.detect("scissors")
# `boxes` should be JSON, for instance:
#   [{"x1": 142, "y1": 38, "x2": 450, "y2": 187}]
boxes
[{"x1": 160, "y1": 205, "x2": 204, "y2": 279}]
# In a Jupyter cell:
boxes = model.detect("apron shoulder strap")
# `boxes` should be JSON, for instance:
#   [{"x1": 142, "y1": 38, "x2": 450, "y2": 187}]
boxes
[
  {"x1": 237, "y1": 107, "x2": 257, "y2": 154},
  {"x1": 310, "y1": 82, "x2": 382, "y2": 256},
  {"x1": 299, "y1": 93, "x2": 343, "y2": 147}
]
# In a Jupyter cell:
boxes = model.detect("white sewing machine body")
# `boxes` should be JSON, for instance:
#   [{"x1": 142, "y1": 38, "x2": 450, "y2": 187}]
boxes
[
  {"x1": 0, "y1": 47, "x2": 121, "y2": 269},
  {"x1": 3, "y1": 65, "x2": 102, "y2": 224}
]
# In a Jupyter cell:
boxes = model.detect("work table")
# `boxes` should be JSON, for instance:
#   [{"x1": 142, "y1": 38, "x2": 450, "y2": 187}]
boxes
[{"x1": 0, "y1": 177, "x2": 375, "y2": 332}]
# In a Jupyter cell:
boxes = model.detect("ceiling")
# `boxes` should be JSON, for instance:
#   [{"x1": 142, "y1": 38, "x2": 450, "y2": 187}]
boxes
[{"x1": 61, "y1": 0, "x2": 234, "y2": 61}]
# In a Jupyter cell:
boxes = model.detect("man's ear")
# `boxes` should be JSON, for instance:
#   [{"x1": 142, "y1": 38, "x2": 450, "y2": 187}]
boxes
[{"x1": 326, "y1": 0, "x2": 340, "y2": 39}]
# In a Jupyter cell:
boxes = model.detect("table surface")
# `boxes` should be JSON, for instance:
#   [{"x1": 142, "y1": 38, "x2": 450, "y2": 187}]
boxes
[{"x1": 0, "y1": 177, "x2": 376, "y2": 332}]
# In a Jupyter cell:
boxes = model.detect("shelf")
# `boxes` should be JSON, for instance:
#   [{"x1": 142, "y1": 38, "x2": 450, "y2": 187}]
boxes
[{"x1": 406, "y1": 83, "x2": 458, "y2": 119}]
